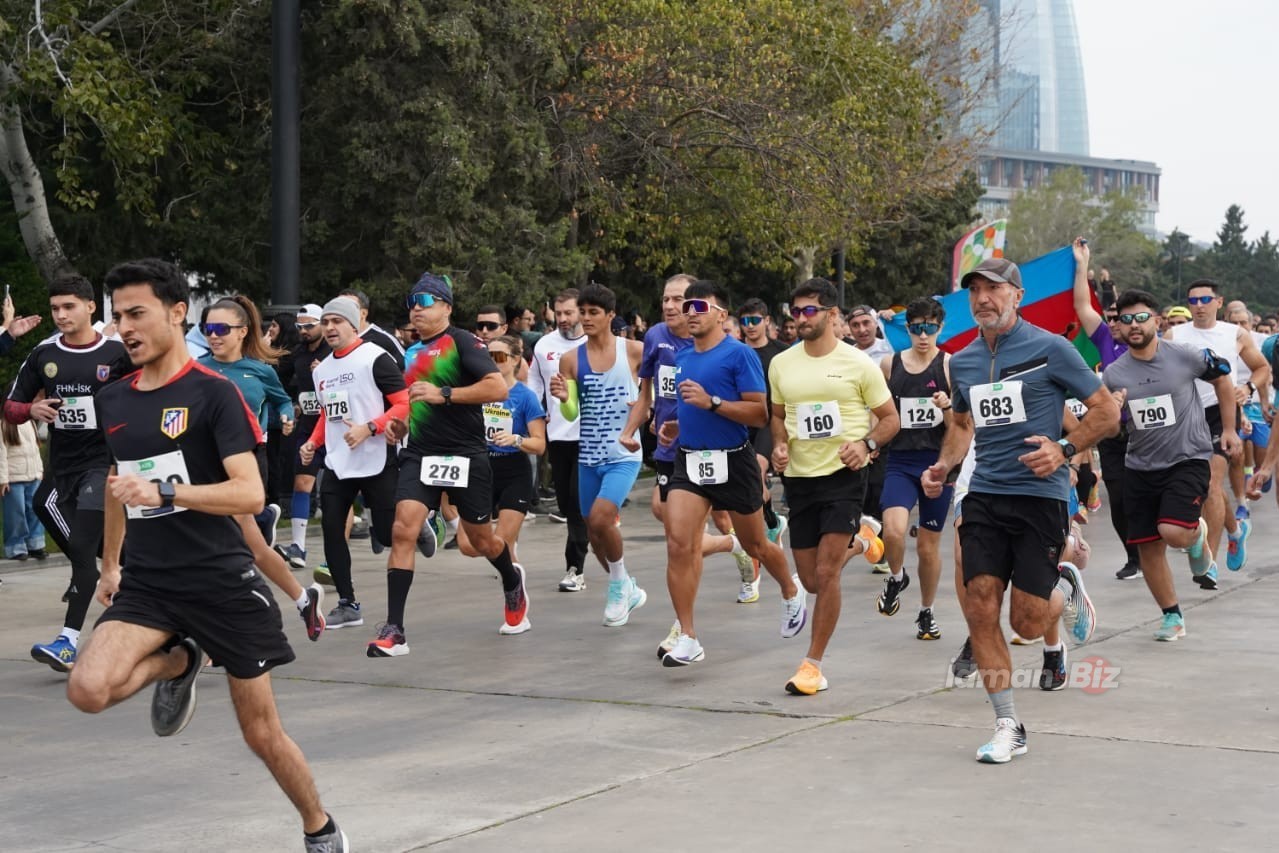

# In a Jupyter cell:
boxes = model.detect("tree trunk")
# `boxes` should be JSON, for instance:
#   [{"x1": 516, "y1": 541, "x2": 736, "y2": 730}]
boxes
[
  {"x1": 0, "y1": 66, "x2": 76, "y2": 283},
  {"x1": 790, "y1": 245, "x2": 817, "y2": 285}
]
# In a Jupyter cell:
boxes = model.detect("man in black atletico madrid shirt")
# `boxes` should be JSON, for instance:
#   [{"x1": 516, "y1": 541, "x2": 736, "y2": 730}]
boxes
[
  {"x1": 5, "y1": 273, "x2": 131, "y2": 672},
  {"x1": 65, "y1": 258, "x2": 349, "y2": 852}
]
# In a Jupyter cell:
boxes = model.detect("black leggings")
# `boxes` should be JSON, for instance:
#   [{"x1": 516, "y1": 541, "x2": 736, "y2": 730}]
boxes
[
  {"x1": 1098, "y1": 433, "x2": 1140, "y2": 568},
  {"x1": 319, "y1": 463, "x2": 397, "y2": 602},
  {"x1": 33, "y1": 479, "x2": 102, "y2": 632},
  {"x1": 547, "y1": 440, "x2": 589, "y2": 572}
]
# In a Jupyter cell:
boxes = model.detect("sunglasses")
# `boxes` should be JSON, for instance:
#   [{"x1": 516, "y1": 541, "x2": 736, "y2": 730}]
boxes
[
  {"x1": 1187, "y1": 295, "x2": 1216, "y2": 306},
  {"x1": 790, "y1": 305, "x2": 831, "y2": 319},
  {"x1": 907, "y1": 322, "x2": 941, "y2": 336},
  {"x1": 407, "y1": 292, "x2": 438, "y2": 309},
  {"x1": 1117, "y1": 311, "x2": 1153, "y2": 324},
  {"x1": 739, "y1": 315, "x2": 765, "y2": 327},
  {"x1": 200, "y1": 322, "x2": 245, "y2": 337},
  {"x1": 476, "y1": 321, "x2": 502, "y2": 332},
  {"x1": 296, "y1": 321, "x2": 318, "y2": 331},
  {"x1": 1104, "y1": 315, "x2": 1119, "y2": 322},
  {"x1": 682, "y1": 299, "x2": 722, "y2": 315},
  {"x1": 490, "y1": 351, "x2": 513, "y2": 363}
]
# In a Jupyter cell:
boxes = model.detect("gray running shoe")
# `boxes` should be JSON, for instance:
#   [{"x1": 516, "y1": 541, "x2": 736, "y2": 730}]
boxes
[
  {"x1": 326, "y1": 600, "x2": 364, "y2": 629},
  {"x1": 152, "y1": 637, "x2": 202, "y2": 737},
  {"x1": 951, "y1": 637, "x2": 978, "y2": 681},
  {"x1": 303, "y1": 815, "x2": 349, "y2": 852}
]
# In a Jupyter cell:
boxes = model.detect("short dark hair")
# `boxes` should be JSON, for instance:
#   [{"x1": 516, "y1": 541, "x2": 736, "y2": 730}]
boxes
[
  {"x1": 476, "y1": 303, "x2": 504, "y2": 319},
  {"x1": 905, "y1": 296, "x2": 945, "y2": 324},
  {"x1": 338, "y1": 288, "x2": 370, "y2": 310},
  {"x1": 578, "y1": 283, "x2": 617, "y2": 314},
  {"x1": 104, "y1": 258, "x2": 188, "y2": 307},
  {"x1": 1186, "y1": 278, "x2": 1220, "y2": 296},
  {"x1": 48, "y1": 273, "x2": 94, "y2": 303},
  {"x1": 790, "y1": 278, "x2": 838, "y2": 307},
  {"x1": 738, "y1": 297, "x2": 770, "y2": 318},
  {"x1": 684, "y1": 279, "x2": 729, "y2": 310},
  {"x1": 505, "y1": 304, "x2": 526, "y2": 324},
  {"x1": 554, "y1": 287, "x2": 580, "y2": 306},
  {"x1": 1115, "y1": 288, "x2": 1161, "y2": 314}
]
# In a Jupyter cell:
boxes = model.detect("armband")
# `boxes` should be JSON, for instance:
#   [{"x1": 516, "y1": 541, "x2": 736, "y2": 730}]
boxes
[
  {"x1": 1199, "y1": 348, "x2": 1231, "y2": 381},
  {"x1": 559, "y1": 378, "x2": 580, "y2": 422}
]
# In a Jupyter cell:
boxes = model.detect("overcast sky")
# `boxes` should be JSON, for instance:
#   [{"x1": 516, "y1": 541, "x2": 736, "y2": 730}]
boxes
[{"x1": 1072, "y1": 0, "x2": 1279, "y2": 246}]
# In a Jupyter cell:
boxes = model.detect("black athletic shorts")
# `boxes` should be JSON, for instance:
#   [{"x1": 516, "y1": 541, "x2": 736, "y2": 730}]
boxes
[
  {"x1": 654, "y1": 458, "x2": 676, "y2": 502},
  {"x1": 97, "y1": 577, "x2": 295, "y2": 679},
  {"x1": 959, "y1": 491, "x2": 1068, "y2": 600},
  {"x1": 254, "y1": 443, "x2": 269, "y2": 491},
  {"x1": 667, "y1": 443, "x2": 762, "y2": 515},
  {"x1": 1204, "y1": 404, "x2": 1238, "y2": 459},
  {"x1": 397, "y1": 451, "x2": 494, "y2": 524},
  {"x1": 52, "y1": 468, "x2": 107, "y2": 513},
  {"x1": 1124, "y1": 458, "x2": 1210, "y2": 544},
  {"x1": 490, "y1": 452, "x2": 534, "y2": 514},
  {"x1": 782, "y1": 466, "x2": 868, "y2": 550},
  {"x1": 293, "y1": 415, "x2": 327, "y2": 476}
]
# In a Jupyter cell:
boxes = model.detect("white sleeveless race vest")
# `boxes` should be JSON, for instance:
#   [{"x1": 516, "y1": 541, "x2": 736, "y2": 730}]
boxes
[
  {"x1": 1174, "y1": 321, "x2": 1238, "y2": 408},
  {"x1": 314, "y1": 342, "x2": 391, "y2": 478}
]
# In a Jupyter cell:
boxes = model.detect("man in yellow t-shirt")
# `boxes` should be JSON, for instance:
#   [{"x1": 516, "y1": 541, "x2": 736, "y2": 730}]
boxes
[{"x1": 769, "y1": 278, "x2": 900, "y2": 696}]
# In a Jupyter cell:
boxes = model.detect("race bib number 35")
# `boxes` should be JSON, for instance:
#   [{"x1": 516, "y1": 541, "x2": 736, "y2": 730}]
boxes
[
  {"x1": 420, "y1": 455, "x2": 471, "y2": 488},
  {"x1": 969, "y1": 381, "x2": 1027, "y2": 429},
  {"x1": 116, "y1": 450, "x2": 190, "y2": 520},
  {"x1": 796, "y1": 401, "x2": 842, "y2": 440},
  {"x1": 685, "y1": 449, "x2": 728, "y2": 485},
  {"x1": 55, "y1": 396, "x2": 97, "y2": 430},
  {"x1": 1129, "y1": 394, "x2": 1176, "y2": 431},
  {"x1": 658, "y1": 365, "x2": 677, "y2": 400}
]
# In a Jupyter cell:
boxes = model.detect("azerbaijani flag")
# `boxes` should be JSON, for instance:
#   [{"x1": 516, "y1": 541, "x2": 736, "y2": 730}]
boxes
[{"x1": 885, "y1": 245, "x2": 1102, "y2": 368}]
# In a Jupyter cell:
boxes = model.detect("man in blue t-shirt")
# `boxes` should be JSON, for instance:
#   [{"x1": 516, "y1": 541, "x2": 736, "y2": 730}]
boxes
[
  {"x1": 922, "y1": 257, "x2": 1120, "y2": 765},
  {"x1": 652, "y1": 280, "x2": 805, "y2": 669}
]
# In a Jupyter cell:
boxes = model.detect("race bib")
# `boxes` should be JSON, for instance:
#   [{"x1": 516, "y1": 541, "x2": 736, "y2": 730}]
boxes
[
  {"x1": 685, "y1": 449, "x2": 728, "y2": 485},
  {"x1": 322, "y1": 390, "x2": 350, "y2": 422},
  {"x1": 54, "y1": 396, "x2": 97, "y2": 431},
  {"x1": 298, "y1": 391, "x2": 320, "y2": 416},
  {"x1": 116, "y1": 450, "x2": 190, "y2": 520},
  {"x1": 901, "y1": 397, "x2": 940, "y2": 430},
  {"x1": 796, "y1": 401, "x2": 842, "y2": 440},
  {"x1": 420, "y1": 454, "x2": 471, "y2": 487},
  {"x1": 969, "y1": 381, "x2": 1027, "y2": 428},
  {"x1": 1129, "y1": 394, "x2": 1176, "y2": 431},
  {"x1": 658, "y1": 365, "x2": 677, "y2": 400},
  {"x1": 483, "y1": 405, "x2": 514, "y2": 443},
  {"x1": 1066, "y1": 397, "x2": 1088, "y2": 419}
]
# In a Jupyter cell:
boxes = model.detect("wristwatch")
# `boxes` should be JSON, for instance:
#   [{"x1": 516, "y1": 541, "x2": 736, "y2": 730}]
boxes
[
  {"x1": 709, "y1": 395, "x2": 723, "y2": 411},
  {"x1": 366, "y1": 420, "x2": 379, "y2": 436},
  {"x1": 157, "y1": 481, "x2": 176, "y2": 509},
  {"x1": 441, "y1": 386, "x2": 453, "y2": 405},
  {"x1": 1058, "y1": 438, "x2": 1077, "y2": 459},
  {"x1": 862, "y1": 437, "x2": 878, "y2": 453}
]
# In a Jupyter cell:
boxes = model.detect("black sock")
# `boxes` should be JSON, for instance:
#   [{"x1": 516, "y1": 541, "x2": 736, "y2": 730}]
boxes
[
  {"x1": 1162, "y1": 604, "x2": 1182, "y2": 617},
  {"x1": 762, "y1": 500, "x2": 779, "y2": 529},
  {"x1": 386, "y1": 568, "x2": 414, "y2": 628},
  {"x1": 490, "y1": 543, "x2": 520, "y2": 591},
  {"x1": 305, "y1": 815, "x2": 335, "y2": 839}
]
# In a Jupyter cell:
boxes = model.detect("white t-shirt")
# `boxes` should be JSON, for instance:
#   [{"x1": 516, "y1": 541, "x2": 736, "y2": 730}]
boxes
[{"x1": 528, "y1": 330, "x2": 586, "y2": 442}]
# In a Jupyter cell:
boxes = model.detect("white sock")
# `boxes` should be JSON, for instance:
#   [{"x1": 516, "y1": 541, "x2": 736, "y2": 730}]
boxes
[
  {"x1": 730, "y1": 534, "x2": 744, "y2": 554},
  {"x1": 447, "y1": 516, "x2": 460, "y2": 534},
  {"x1": 607, "y1": 558, "x2": 629, "y2": 582},
  {"x1": 291, "y1": 518, "x2": 307, "y2": 549},
  {"x1": 890, "y1": 570, "x2": 904, "y2": 581},
  {"x1": 294, "y1": 591, "x2": 310, "y2": 610},
  {"x1": 62, "y1": 627, "x2": 80, "y2": 647},
  {"x1": 1044, "y1": 642, "x2": 1063, "y2": 652}
]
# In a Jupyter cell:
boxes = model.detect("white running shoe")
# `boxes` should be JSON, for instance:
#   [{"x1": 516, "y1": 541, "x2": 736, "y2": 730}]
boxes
[
  {"x1": 976, "y1": 717, "x2": 1028, "y2": 764},
  {"x1": 656, "y1": 620, "x2": 682, "y2": 659},
  {"x1": 662, "y1": 633, "x2": 705, "y2": 667},
  {"x1": 780, "y1": 590, "x2": 808, "y2": 638},
  {"x1": 603, "y1": 577, "x2": 647, "y2": 627},
  {"x1": 558, "y1": 568, "x2": 586, "y2": 592},
  {"x1": 737, "y1": 579, "x2": 760, "y2": 604}
]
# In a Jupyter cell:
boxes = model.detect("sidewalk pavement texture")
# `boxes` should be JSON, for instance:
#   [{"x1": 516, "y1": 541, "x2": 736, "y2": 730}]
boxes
[{"x1": 2, "y1": 484, "x2": 1276, "y2": 851}]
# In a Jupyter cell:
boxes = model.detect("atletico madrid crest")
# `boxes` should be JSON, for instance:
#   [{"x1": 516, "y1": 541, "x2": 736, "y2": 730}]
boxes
[
  {"x1": 96, "y1": 364, "x2": 111, "y2": 382},
  {"x1": 160, "y1": 407, "x2": 189, "y2": 439}
]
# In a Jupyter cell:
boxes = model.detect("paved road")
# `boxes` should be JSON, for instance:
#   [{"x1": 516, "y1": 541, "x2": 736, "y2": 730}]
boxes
[{"x1": 3, "y1": 483, "x2": 1276, "y2": 852}]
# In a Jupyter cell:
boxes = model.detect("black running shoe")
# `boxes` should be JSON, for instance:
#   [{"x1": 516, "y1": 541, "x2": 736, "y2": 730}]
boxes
[
  {"x1": 915, "y1": 607, "x2": 941, "y2": 640},
  {"x1": 300, "y1": 583, "x2": 325, "y2": 641},
  {"x1": 877, "y1": 572, "x2": 910, "y2": 616},
  {"x1": 1115, "y1": 563, "x2": 1143, "y2": 581},
  {"x1": 151, "y1": 637, "x2": 202, "y2": 737},
  {"x1": 1039, "y1": 645, "x2": 1067, "y2": 691},
  {"x1": 951, "y1": 636, "x2": 977, "y2": 681}
]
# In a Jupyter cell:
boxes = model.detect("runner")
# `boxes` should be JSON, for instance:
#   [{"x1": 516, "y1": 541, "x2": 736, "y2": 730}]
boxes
[
  {"x1": 1103, "y1": 289, "x2": 1238, "y2": 639},
  {"x1": 769, "y1": 278, "x2": 896, "y2": 694},
  {"x1": 620, "y1": 274, "x2": 759, "y2": 623},
  {"x1": 198, "y1": 296, "x2": 325, "y2": 641},
  {"x1": 67, "y1": 258, "x2": 349, "y2": 851},
  {"x1": 452, "y1": 335, "x2": 545, "y2": 593},
  {"x1": 658, "y1": 280, "x2": 806, "y2": 668},
  {"x1": 550, "y1": 284, "x2": 647, "y2": 626},
  {"x1": 297, "y1": 298, "x2": 409, "y2": 631},
  {"x1": 1163, "y1": 279, "x2": 1270, "y2": 580},
  {"x1": 374, "y1": 273, "x2": 524, "y2": 655},
  {"x1": 527, "y1": 289, "x2": 590, "y2": 590},
  {"x1": 6, "y1": 274, "x2": 131, "y2": 671},
  {"x1": 877, "y1": 296, "x2": 952, "y2": 640},
  {"x1": 276, "y1": 304, "x2": 331, "y2": 569},
  {"x1": 922, "y1": 257, "x2": 1120, "y2": 764},
  {"x1": 847, "y1": 303, "x2": 894, "y2": 573},
  {"x1": 737, "y1": 297, "x2": 791, "y2": 557}
]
